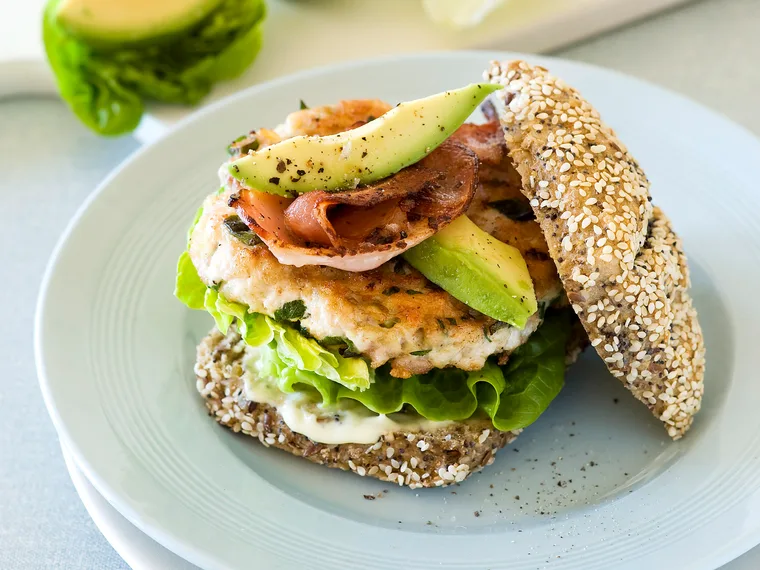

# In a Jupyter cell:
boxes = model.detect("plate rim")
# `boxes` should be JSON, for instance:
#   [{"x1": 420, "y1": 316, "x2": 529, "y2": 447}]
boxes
[
  {"x1": 34, "y1": 49, "x2": 760, "y2": 570},
  {"x1": 61, "y1": 444, "x2": 199, "y2": 570}
]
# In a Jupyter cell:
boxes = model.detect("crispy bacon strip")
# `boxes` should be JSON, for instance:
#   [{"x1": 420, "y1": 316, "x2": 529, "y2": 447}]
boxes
[
  {"x1": 284, "y1": 187, "x2": 409, "y2": 248},
  {"x1": 228, "y1": 140, "x2": 478, "y2": 272}
]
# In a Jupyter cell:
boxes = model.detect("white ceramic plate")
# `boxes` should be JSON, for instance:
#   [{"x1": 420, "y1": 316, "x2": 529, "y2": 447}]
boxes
[
  {"x1": 36, "y1": 51, "x2": 760, "y2": 570},
  {"x1": 58, "y1": 444, "x2": 760, "y2": 570},
  {"x1": 61, "y1": 445, "x2": 199, "y2": 570}
]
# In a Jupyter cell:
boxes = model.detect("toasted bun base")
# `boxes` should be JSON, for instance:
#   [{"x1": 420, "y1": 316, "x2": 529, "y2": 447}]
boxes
[
  {"x1": 486, "y1": 60, "x2": 705, "y2": 439},
  {"x1": 195, "y1": 328, "x2": 520, "y2": 488}
]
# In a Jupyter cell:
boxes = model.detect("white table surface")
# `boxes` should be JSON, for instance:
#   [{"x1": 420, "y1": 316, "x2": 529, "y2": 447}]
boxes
[{"x1": 1, "y1": 0, "x2": 759, "y2": 568}]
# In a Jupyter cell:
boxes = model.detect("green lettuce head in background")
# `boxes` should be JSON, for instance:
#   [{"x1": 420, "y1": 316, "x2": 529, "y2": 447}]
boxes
[
  {"x1": 43, "y1": 0, "x2": 266, "y2": 136},
  {"x1": 176, "y1": 237, "x2": 573, "y2": 432}
]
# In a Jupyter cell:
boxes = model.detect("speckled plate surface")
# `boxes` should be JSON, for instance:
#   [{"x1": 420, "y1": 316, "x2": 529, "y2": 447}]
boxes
[{"x1": 36, "y1": 52, "x2": 760, "y2": 570}]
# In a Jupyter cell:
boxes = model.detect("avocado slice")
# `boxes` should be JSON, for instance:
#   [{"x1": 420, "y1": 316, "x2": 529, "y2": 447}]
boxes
[
  {"x1": 402, "y1": 215, "x2": 537, "y2": 328},
  {"x1": 54, "y1": 0, "x2": 223, "y2": 46},
  {"x1": 228, "y1": 83, "x2": 501, "y2": 196}
]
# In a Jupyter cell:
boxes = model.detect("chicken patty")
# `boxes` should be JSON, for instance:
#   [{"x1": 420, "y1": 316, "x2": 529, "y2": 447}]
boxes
[{"x1": 189, "y1": 101, "x2": 563, "y2": 377}]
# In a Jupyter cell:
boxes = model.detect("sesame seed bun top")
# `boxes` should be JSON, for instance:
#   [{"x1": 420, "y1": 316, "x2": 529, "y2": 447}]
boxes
[{"x1": 485, "y1": 60, "x2": 705, "y2": 439}]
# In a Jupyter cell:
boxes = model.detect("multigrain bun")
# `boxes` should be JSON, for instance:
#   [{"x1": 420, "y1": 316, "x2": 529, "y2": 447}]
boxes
[
  {"x1": 195, "y1": 328, "x2": 519, "y2": 489},
  {"x1": 194, "y1": 322, "x2": 588, "y2": 489},
  {"x1": 486, "y1": 60, "x2": 705, "y2": 439}
]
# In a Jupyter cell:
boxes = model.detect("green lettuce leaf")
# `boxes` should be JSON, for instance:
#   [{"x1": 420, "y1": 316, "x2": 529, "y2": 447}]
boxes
[
  {"x1": 43, "y1": 0, "x2": 266, "y2": 136},
  {"x1": 43, "y1": 0, "x2": 144, "y2": 135},
  {"x1": 174, "y1": 252, "x2": 206, "y2": 310},
  {"x1": 477, "y1": 311, "x2": 570, "y2": 431},
  {"x1": 247, "y1": 310, "x2": 571, "y2": 431}
]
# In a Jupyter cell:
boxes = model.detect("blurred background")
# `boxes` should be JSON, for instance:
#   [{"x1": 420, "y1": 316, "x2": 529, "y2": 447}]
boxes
[
  {"x1": 0, "y1": 0, "x2": 758, "y2": 568},
  {"x1": 2, "y1": 0, "x2": 758, "y2": 134}
]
